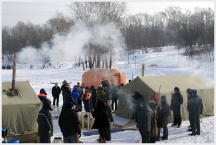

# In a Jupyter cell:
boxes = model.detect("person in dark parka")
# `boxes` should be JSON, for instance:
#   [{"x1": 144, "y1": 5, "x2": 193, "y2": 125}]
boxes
[
  {"x1": 132, "y1": 91, "x2": 145, "y2": 123},
  {"x1": 186, "y1": 88, "x2": 192, "y2": 131},
  {"x1": 104, "y1": 100, "x2": 114, "y2": 141},
  {"x1": 136, "y1": 100, "x2": 153, "y2": 143},
  {"x1": 110, "y1": 84, "x2": 119, "y2": 111},
  {"x1": 92, "y1": 100, "x2": 110, "y2": 143},
  {"x1": 37, "y1": 98, "x2": 53, "y2": 143},
  {"x1": 188, "y1": 89, "x2": 203, "y2": 136},
  {"x1": 159, "y1": 95, "x2": 170, "y2": 140},
  {"x1": 38, "y1": 88, "x2": 48, "y2": 102},
  {"x1": 61, "y1": 80, "x2": 71, "y2": 104},
  {"x1": 90, "y1": 85, "x2": 97, "y2": 110},
  {"x1": 77, "y1": 82, "x2": 83, "y2": 112},
  {"x1": 170, "y1": 87, "x2": 183, "y2": 127},
  {"x1": 59, "y1": 102, "x2": 81, "y2": 143},
  {"x1": 52, "y1": 82, "x2": 61, "y2": 106}
]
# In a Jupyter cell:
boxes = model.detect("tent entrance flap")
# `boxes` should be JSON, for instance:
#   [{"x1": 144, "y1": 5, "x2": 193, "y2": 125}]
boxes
[{"x1": 111, "y1": 73, "x2": 120, "y2": 85}]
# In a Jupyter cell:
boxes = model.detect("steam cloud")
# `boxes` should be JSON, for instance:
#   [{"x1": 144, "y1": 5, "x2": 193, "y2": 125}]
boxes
[{"x1": 17, "y1": 20, "x2": 125, "y2": 65}]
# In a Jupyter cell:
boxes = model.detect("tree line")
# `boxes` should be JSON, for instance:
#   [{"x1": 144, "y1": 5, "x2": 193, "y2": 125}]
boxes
[{"x1": 2, "y1": 2, "x2": 214, "y2": 69}]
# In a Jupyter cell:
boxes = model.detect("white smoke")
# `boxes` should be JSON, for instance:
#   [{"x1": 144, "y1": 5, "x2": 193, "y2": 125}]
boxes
[{"x1": 17, "y1": 20, "x2": 125, "y2": 65}]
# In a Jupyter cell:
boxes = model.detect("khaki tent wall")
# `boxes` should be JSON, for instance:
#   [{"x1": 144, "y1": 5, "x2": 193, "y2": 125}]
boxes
[
  {"x1": 2, "y1": 81, "x2": 42, "y2": 143},
  {"x1": 116, "y1": 75, "x2": 214, "y2": 121},
  {"x1": 81, "y1": 68, "x2": 126, "y2": 88}
]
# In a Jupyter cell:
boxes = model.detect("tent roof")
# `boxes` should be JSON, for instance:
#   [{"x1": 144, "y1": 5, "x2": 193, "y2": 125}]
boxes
[
  {"x1": 2, "y1": 81, "x2": 41, "y2": 105},
  {"x1": 137, "y1": 75, "x2": 213, "y2": 94}
]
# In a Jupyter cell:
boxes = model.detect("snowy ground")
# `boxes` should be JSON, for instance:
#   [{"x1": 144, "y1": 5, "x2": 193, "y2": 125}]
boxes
[{"x1": 2, "y1": 46, "x2": 214, "y2": 143}]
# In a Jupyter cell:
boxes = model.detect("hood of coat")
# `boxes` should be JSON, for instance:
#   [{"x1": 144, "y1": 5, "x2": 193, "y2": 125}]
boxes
[{"x1": 43, "y1": 98, "x2": 53, "y2": 111}]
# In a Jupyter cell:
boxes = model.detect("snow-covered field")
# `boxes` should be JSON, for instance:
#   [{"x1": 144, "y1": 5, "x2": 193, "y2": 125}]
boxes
[{"x1": 2, "y1": 46, "x2": 214, "y2": 143}]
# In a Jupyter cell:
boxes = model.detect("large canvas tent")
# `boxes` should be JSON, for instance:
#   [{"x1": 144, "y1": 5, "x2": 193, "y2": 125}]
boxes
[
  {"x1": 81, "y1": 68, "x2": 126, "y2": 88},
  {"x1": 2, "y1": 81, "x2": 42, "y2": 143},
  {"x1": 116, "y1": 75, "x2": 214, "y2": 120}
]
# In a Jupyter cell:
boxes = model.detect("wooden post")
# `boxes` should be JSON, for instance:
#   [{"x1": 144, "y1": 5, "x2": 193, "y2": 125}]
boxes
[
  {"x1": 11, "y1": 53, "x2": 17, "y2": 96},
  {"x1": 132, "y1": 74, "x2": 133, "y2": 80},
  {"x1": 142, "y1": 64, "x2": 144, "y2": 76}
]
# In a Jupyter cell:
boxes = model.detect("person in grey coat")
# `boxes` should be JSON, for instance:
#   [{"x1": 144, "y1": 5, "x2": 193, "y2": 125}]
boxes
[
  {"x1": 136, "y1": 100, "x2": 153, "y2": 143},
  {"x1": 186, "y1": 88, "x2": 192, "y2": 131},
  {"x1": 170, "y1": 87, "x2": 183, "y2": 128},
  {"x1": 188, "y1": 89, "x2": 203, "y2": 136},
  {"x1": 37, "y1": 98, "x2": 53, "y2": 143},
  {"x1": 159, "y1": 95, "x2": 170, "y2": 140}
]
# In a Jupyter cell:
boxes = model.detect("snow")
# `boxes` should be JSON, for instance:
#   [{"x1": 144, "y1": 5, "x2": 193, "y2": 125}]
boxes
[{"x1": 2, "y1": 46, "x2": 215, "y2": 143}]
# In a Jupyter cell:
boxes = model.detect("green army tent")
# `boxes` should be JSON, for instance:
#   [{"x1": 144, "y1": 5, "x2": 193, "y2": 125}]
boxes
[
  {"x1": 2, "y1": 81, "x2": 42, "y2": 143},
  {"x1": 116, "y1": 75, "x2": 214, "y2": 121}
]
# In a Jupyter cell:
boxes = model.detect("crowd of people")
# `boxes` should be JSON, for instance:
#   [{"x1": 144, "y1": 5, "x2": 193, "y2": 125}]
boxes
[
  {"x1": 133, "y1": 87, "x2": 203, "y2": 143},
  {"x1": 36, "y1": 79, "x2": 203, "y2": 143}
]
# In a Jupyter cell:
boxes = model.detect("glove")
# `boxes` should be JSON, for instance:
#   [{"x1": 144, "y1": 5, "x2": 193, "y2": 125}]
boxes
[{"x1": 78, "y1": 133, "x2": 81, "y2": 138}]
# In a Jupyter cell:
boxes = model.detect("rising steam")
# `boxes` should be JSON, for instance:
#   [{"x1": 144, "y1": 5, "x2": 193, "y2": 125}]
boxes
[{"x1": 17, "y1": 20, "x2": 125, "y2": 65}]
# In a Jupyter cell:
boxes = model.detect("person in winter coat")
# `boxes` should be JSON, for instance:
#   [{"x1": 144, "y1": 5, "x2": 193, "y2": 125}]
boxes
[
  {"x1": 186, "y1": 88, "x2": 192, "y2": 131},
  {"x1": 170, "y1": 87, "x2": 183, "y2": 127},
  {"x1": 159, "y1": 95, "x2": 170, "y2": 140},
  {"x1": 92, "y1": 100, "x2": 110, "y2": 143},
  {"x1": 59, "y1": 102, "x2": 81, "y2": 143},
  {"x1": 188, "y1": 89, "x2": 203, "y2": 136},
  {"x1": 83, "y1": 87, "x2": 92, "y2": 114},
  {"x1": 37, "y1": 98, "x2": 53, "y2": 143},
  {"x1": 61, "y1": 80, "x2": 71, "y2": 104},
  {"x1": 148, "y1": 94, "x2": 160, "y2": 143},
  {"x1": 136, "y1": 100, "x2": 153, "y2": 143},
  {"x1": 52, "y1": 82, "x2": 61, "y2": 106},
  {"x1": 77, "y1": 82, "x2": 83, "y2": 112},
  {"x1": 110, "y1": 84, "x2": 119, "y2": 111},
  {"x1": 132, "y1": 91, "x2": 145, "y2": 123},
  {"x1": 70, "y1": 85, "x2": 80, "y2": 105},
  {"x1": 96, "y1": 87, "x2": 107, "y2": 103},
  {"x1": 38, "y1": 88, "x2": 48, "y2": 102},
  {"x1": 104, "y1": 100, "x2": 114, "y2": 141},
  {"x1": 90, "y1": 85, "x2": 97, "y2": 110}
]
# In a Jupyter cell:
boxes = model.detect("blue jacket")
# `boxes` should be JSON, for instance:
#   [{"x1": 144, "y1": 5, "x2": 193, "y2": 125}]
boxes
[{"x1": 70, "y1": 87, "x2": 80, "y2": 104}]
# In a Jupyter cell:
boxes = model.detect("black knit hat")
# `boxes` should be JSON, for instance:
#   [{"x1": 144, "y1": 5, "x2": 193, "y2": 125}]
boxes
[
  {"x1": 191, "y1": 89, "x2": 197, "y2": 95},
  {"x1": 174, "y1": 87, "x2": 180, "y2": 92},
  {"x1": 67, "y1": 102, "x2": 74, "y2": 109},
  {"x1": 40, "y1": 88, "x2": 47, "y2": 95},
  {"x1": 186, "y1": 88, "x2": 192, "y2": 94}
]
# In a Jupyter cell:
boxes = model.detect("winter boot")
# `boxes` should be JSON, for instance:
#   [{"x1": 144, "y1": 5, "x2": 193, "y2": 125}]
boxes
[
  {"x1": 171, "y1": 118, "x2": 177, "y2": 127},
  {"x1": 99, "y1": 137, "x2": 106, "y2": 143},
  {"x1": 177, "y1": 118, "x2": 182, "y2": 128}
]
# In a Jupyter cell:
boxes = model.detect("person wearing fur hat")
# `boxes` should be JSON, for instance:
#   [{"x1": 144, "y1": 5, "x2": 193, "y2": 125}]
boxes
[
  {"x1": 61, "y1": 80, "x2": 71, "y2": 104},
  {"x1": 186, "y1": 88, "x2": 192, "y2": 131},
  {"x1": 170, "y1": 87, "x2": 183, "y2": 128},
  {"x1": 188, "y1": 89, "x2": 203, "y2": 136},
  {"x1": 159, "y1": 95, "x2": 170, "y2": 140},
  {"x1": 37, "y1": 98, "x2": 53, "y2": 143},
  {"x1": 38, "y1": 88, "x2": 48, "y2": 102}
]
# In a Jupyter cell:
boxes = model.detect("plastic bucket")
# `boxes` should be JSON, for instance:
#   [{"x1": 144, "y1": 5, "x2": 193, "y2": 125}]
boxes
[{"x1": 7, "y1": 139, "x2": 20, "y2": 143}]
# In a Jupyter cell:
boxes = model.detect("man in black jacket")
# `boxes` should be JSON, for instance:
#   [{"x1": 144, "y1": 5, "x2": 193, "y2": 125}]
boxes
[
  {"x1": 170, "y1": 87, "x2": 183, "y2": 128},
  {"x1": 59, "y1": 102, "x2": 81, "y2": 143},
  {"x1": 136, "y1": 100, "x2": 153, "y2": 143},
  {"x1": 37, "y1": 98, "x2": 53, "y2": 143},
  {"x1": 132, "y1": 91, "x2": 145, "y2": 123},
  {"x1": 188, "y1": 89, "x2": 203, "y2": 136},
  {"x1": 52, "y1": 82, "x2": 61, "y2": 106}
]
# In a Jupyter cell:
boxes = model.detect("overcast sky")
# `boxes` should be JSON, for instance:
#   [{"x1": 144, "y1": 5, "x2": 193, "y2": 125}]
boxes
[{"x1": 2, "y1": 0, "x2": 214, "y2": 27}]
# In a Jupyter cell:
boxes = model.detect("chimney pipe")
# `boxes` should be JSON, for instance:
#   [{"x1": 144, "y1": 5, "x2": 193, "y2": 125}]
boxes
[
  {"x1": 11, "y1": 53, "x2": 17, "y2": 95},
  {"x1": 142, "y1": 64, "x2": 145, "y2": 76}
]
